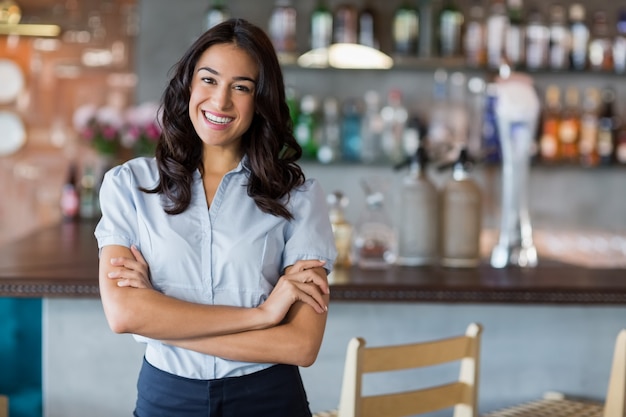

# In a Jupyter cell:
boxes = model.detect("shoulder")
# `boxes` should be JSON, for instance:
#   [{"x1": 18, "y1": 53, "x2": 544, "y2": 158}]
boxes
[
  {"x1": 288, "y1": 178, "x2": 327, "y2": 212},
  {"x1": 103, "y1": 156, "x2": 159, "y2": 189}
]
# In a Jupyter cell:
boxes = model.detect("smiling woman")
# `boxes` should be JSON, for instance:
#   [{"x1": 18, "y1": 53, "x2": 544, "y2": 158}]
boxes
[{"x1": 94, "y1": 18, "x2": 337, "y2": 417}]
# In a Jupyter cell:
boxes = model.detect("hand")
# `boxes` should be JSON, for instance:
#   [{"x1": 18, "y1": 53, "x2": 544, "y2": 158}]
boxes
[
  {"x1": 107, "y1": 245, "x2": 153, "y2": 289},
  {"x1": 258, "y1": 259, "x2": 329, "y2": 324}
]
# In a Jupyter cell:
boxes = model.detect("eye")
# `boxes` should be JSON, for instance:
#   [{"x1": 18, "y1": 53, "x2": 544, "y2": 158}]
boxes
[
  {"x1": 201, "y1": 76, "x2": 217, "y2": 85},
  {"x1": 234, "y1": 84, "x2": 252, "y2": 93}
]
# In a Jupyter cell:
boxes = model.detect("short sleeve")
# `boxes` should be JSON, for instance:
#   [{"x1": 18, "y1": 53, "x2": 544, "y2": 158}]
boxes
[
  {"x1": 94, "y1": 165, "x2": 139, "y2": 250},
  {"x1": 282, "y1": 179, "x2": 338, "y2": 274}
]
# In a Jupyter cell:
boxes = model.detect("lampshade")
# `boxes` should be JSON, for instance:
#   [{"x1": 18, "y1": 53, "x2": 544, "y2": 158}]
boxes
[{"x1": 297, "y1": 43, "x2": 393, "y2": 70}]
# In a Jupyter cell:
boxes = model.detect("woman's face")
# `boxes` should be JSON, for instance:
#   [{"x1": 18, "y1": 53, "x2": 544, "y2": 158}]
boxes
[{"x1": 189, "y1": 42, "x2": 258, "y2": 153}]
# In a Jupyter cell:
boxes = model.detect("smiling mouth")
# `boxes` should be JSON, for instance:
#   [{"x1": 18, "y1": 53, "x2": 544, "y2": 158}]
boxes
[{"x1": 203, "y1": 111, "x2": 233, "y2": 125}]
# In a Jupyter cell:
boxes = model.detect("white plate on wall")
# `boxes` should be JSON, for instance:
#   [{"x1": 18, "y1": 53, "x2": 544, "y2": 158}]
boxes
[
  {"x1": 0, "y1": 59, "x2": 25, "y2": 104},
  {"x1": 0, "y1": 111, "x2": 26, "y2": 155}
]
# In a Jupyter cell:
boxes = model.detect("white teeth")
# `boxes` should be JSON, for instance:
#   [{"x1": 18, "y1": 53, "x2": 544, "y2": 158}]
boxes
[{"x1": 203, "y1": 111, "x2": 233, "y2": 124}]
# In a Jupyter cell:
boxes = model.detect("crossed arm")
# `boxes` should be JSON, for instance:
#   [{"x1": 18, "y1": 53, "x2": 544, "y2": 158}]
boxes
[{"x1": 99, "y1": 244, "x2": 331, "y2": 367}]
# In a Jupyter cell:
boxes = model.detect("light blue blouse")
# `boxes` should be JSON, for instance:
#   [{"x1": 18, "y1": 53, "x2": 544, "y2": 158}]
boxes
[{"x1": 94, "y1": 156, "x2": 337, "y2": 380}]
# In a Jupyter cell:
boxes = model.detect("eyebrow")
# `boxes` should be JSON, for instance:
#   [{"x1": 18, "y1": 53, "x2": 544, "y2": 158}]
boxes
[{"x1": 197, "y1": 66, "x2": 257, "y2": 84}]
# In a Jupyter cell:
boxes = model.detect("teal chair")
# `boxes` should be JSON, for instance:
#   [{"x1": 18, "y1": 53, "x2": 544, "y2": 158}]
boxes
[{"x1": 0, "y1": 298, "x2": 42, "y2": 417}]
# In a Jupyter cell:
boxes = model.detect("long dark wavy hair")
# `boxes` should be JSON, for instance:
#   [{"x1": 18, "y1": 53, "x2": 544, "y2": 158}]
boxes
[{"x1": 143, "y1": 18, "x2": 304, "y2": 220}]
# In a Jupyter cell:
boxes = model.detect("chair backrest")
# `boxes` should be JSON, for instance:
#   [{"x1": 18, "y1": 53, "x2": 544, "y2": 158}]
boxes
[
  {"x1": 0, "y1": 394, "x2": 8, "y2": 417},
  {"x1": 337, "y1": 322, "x2": 483, "y2": 417},
  {"x1": 604, "y1": 329, "x2": 626, "y2": 417}
]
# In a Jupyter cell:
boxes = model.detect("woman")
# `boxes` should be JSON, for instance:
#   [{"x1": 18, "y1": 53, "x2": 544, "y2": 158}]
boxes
[{"x1": 95, "y1": 18, "x2": 337, "y2": 417}]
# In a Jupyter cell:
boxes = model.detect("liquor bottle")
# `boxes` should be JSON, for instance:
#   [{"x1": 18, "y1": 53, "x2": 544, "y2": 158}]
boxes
[
  {"x1": 485, "y1": 0, "x2": 508, "y2": 69},
  {"x1": 482, "y1": 83, "x2": 501, "y2": 164},
  {"x1": 446, "y1": 72, "x2": 469, "y2": 159},
  {"x1": 569, "y1": 3, "x2": 589, "y2": 71},
  {"x1": 548, "y1": 3, "x2": 571, "y2": 71},
  {"x1": 558, "y1": 86, "x2": 581, "y2": 164},
  {"x1": 427, "y1": 69, "x2": 451, "y2": 162},
  {"x1": 395, "y1": 144, "x2": 439, "y2": 266},
  {"x1": 327, "y1": 191, "x2": 353, "y2": 268},
  {"x1": 353, "y1": 177, "x2": 396, "y2": 269},
  {"x1": 578, "y1": 87, "x2": 601, "y2": 168},
  {"x1": 440, "y1": 148, "x2": 482, "y2": 268},
  {"x1": 294, "y1": 94, "x2": 320, "y2": 159},
  {"x1": 360, "y1": 90, "x2": 384, "y2": 164},
  {"x1": 525, "y1": 7, "x2": 550, "y2": 70},
  {"x1": 615, "y1": 121, "x2": 626, "y2": 165},
  {"x1": 588, "y1": 11, "x2": 613, "y2": 72},
  {"x1": 358, "y1": 2, "x2": 378, "y2": 49},
  {"x1": 417, "y1": 0, "x2": 434, "y2": 57},
  {"x1": 310, "y1": 0, "x2": 333, "y2": 50},
  {"x1": 597, "y1": 87, "x2": 617, "y2": 165},
  {"x1": 317, "y1": 97, "x2": 342, "y2": 164},
  {"x1": 504, "y1": 0, "x2": 525, "y2": 69},
  {"x1": 341, "y1": 97, "x2": 363, "y2": 162},
  {"x1": 204, "y1": 0, "x2": 229, "y2": 31},
  {"x1": 538, "y1": 85, "x2": 562, "y2": 163},
  {"x1": 79, "y1": 164, "x2": 97, "y2": 219},
  {"x1": 437, "y1": 0, "x2": 463, "y2": 57},
  {"x1": 60, "y1": 162, "x2": 80, "y2": 221},
  {"x1": 380, "y1": 89, "x2": 409, "y2": 165},
  {"x1": 268, "y1": 0, "x2": 297, "y2": 62},
  {"x1": 333, "y1": 3, "x2": 358, "y2": 44},
  {"x1": 464, "y1": 0, "x2": 486, "y2": 67},
  {"x1": 613, "y1": 10, "x2": 626, "y2": 74},
  {"x1": 392, "y1": 1, "x2": 419, "y2": 56}
]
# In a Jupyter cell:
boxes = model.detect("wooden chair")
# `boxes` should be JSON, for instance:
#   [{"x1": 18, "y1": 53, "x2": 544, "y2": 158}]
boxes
[
  {"x1": 0, "y1": 394, "x2": 8, "y2": 417},
  {"x1": 482, "y1": 329, "x2": 626, "y2": 417},
  {"x1": 315, "y1": 322, "x2": 483, "y2": 417}
]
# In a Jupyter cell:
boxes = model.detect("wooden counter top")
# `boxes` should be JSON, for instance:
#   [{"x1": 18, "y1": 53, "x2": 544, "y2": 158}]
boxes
[{"x1": 0, "y1": 219, "x2": 624, "y2": 303}]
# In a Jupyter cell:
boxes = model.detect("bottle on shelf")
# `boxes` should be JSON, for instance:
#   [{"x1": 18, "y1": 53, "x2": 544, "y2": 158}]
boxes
[
  {"x1": 538, "y1": 85, "x2": 562, "y2": 164},
  {"x1": 79, "y1": 164, "x2": 97, "y2": 219},
  {"x1": 578, "y1": 87, "x2": 601, "y2": 168},
  {"x1": 392, "y1": 1, "x2": 419, "y2": 56},
  {"x1": 294, "y1": 94, "x2": 320, "y2": 160},
  {"x1": 615, "y1": 120, "x2": 626, "y2": 165},
  {"x1": 548, "y1": 3, "x2": 571, "y2": 71},
  {"x1": 486, "y1": 0, "x2": 508, "y2": 69},
  {"x1": 310, "y1": 0, "x2": 333, "y2": 50},
  {"x1": 417, "y1": 0, "x2": 434, "y2": 57},
  {"x1": 60, "y1": 161, "x2": 80, "y2": 221},
  {"x1": 317, "y1": 96, "x2": 342, "y2": 164},
  {"x1": 353, "y1": 177, "x2": 396, "y2": 269},
  {"x1": 525, "y1": 7, "x2": 550, "y2": 71},
  {"x1": 440, "y1": 148, "x2": 482, "y2": 268},
  {"x1": 558, "y1": 86, "x2": 581, "y2": 164},
  {"x1": 597, "y1": 87, "x2": 617, "y2": 165},
  {"x1": 437, "y1": 0, "x2": 464, "y2": 58},
  {"x1": 395, "y1": 143, "x2": 439, "y2": 266},
  {"x1": 568, "y1": 3, "x2": 589, "y2": 71},
  {"x1": 613, "y1": 9, "x2": 626, "y2": 74},
  {"x1": 327, "y1": 190, "x2": 353, "y2": 268},
  {"x1": 464, "y1": 0, "x2": 486, "y2": 68},
  {"x1": 333, "y1": 3, "x2": 358, "y2": 44},
  {"x1": 380, "y1": 89, "x2": 409, "y2": 165},
  {"x1": 481, "y1": 82, "x2": 501, "y2": 164},
  {"x1": 360, "y1": 90, "x2": 384, "y2": 164},
  {"x1": 446, "y1": 72, "x2": 469, "y2": 162},
  {"x1": 504, "y1": 0, "x2": 525, "y2": 69},
  {"x1": 341, "y1": 97, "x2": 363, "y2": 162},
  {"x1": 268, "y1": 0, "x2": 298, "y2": 63},
  {"x1": 427, "y1": 69, "x2": 452, "y2": 163},
  {"x1": 204, "y1": 0, "x2": 229, "y2": 31},
  {"x1": 358, "y1": 1, "x2": 378, "y2": 49},
  {"x1": 588, "y1": 10, "x2": 613, "y2": 72}
]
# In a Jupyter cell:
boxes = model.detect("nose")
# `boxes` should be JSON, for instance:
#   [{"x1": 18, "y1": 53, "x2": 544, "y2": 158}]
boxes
[{"x1": 211, "y1": 85, "x2": 232, "y2": 110}]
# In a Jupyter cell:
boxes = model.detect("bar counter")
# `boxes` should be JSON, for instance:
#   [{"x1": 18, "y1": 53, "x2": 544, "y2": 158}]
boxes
[{"x1": 1, "y1": 218, "x2": 624, "y2": 304}]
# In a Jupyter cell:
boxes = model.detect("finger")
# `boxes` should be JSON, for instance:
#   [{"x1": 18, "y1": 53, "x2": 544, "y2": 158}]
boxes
[
  {"x1": 130, "y1": 245, "x2": 147, "y2": 265},
  {"x1": 286, "y1": 259, "x2": 326, "y2": 273},
  {"x1": 290, "y1": 268, "x2": 330, "y2": 294},
  {"x1": 295, "y1": 288, "x2": 328, "y2": 314}
]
